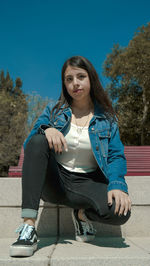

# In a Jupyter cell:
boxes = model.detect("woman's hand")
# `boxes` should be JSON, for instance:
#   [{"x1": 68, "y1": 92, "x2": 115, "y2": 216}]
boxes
[
  {"x1": 45, "y1": 128, "x2": 68, "y2": 154},
  {"x1": 107, "y1": 189, "x2": 132, "y2": 216}
]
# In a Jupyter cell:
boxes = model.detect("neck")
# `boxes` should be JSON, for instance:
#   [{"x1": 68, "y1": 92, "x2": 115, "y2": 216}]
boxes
[{"x1": 71, "y1": 98, "x2": 94, "y2": 114}]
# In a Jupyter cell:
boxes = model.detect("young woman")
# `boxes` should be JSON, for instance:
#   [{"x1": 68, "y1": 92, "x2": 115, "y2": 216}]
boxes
[{"x1": 10, "y1": 55, "x2": 131, "y2": 257}]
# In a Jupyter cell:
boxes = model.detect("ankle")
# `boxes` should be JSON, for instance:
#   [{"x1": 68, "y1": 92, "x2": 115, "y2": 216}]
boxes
[
  {"x1": 23, "y1": 218, "x2": 35, "y2": 227},
  {"x1": 78, "y1": 209, "x2": 86, "y2": 222}
]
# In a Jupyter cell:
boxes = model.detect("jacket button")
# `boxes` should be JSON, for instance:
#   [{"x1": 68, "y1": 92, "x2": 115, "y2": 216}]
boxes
[
  {"x1": 91, "y1": 127, "x2": 94, "y2": 131},
  {"x1": 96, "y1": 146, "x2": 99, "y2": 151}
]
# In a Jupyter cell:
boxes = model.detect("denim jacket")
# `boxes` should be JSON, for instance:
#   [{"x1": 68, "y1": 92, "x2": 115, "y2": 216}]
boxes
[{"x1": 24, "y1": 100, "x2": 128, "y2": 194}]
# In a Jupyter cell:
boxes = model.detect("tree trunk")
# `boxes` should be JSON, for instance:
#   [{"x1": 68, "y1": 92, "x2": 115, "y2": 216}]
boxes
[{"x1": 141, "y1": 87, "x2": 149, "y2": 145}]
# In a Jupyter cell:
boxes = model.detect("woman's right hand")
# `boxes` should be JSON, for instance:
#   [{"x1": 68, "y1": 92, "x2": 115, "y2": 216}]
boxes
[{"x1": 45, "y1": 128, "x2": 68, "y2": 154}]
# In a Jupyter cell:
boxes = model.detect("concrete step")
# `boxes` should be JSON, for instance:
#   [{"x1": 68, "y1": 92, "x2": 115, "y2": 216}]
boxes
[
  {"x1": 0, "y1": 205, "x2": 150, "y2": 238},
  {"x1": 0, "y1": 177, "x2": 150, "y2": 238},
  {"x1": 0, "y1": 237, "x2": 150, "y2": 265}
]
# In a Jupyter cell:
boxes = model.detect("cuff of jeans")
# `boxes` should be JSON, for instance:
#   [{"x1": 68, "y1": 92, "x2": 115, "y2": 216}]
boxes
[{"x1": 21, "y1": 209, "x2": 38, "y2": 219}]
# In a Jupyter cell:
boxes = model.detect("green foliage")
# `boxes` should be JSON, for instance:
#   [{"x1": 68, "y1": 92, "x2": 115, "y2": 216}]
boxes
[
  {"x1": 0, "y1": 71, "x2": 28, "y2": 176},
  {"x1": 25, "y1": 92, "x2": 55, "y2": 136},
  {"x1": 103, "y1": 22, "x2": 150, "y2": 145}
]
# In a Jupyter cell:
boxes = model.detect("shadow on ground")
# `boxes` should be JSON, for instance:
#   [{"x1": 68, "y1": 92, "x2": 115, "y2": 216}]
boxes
[
  {"x1": 58, "y1": 237, "x2": 130, "y2": 248},
  {"x1": 37, "y1": 203, "x2": 129, "y2": 250},
  {"x1": 38, "y1": 236, "x2": 130, "y2": 250}
]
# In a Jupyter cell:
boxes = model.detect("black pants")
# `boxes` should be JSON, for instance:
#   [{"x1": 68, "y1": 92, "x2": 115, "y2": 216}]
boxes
[{"x1": 22, "y1": 134, "x2": 131, "y2": 225}]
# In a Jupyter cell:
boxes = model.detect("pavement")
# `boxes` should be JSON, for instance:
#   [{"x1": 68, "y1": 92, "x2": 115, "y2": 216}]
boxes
[
  {"x1": 0, "y1": 237, "x2": 150, "y2": 266},
  {"x1": 0, "y1": 177, "x2": 150, "y2": 265}
]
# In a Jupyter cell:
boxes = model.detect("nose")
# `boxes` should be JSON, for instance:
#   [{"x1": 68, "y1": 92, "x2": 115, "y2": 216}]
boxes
[{"x1": 73, "y1": 77, "x2": 79, "y2": 86}]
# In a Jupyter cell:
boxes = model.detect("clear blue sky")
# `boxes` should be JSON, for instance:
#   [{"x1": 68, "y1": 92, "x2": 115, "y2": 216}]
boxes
[{"x1": 0, "y1": 0, "x2": 150, "y2": 101}]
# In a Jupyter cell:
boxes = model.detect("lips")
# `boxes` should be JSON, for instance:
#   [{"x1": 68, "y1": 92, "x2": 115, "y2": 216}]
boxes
[{"x1": 73, "y1": 89, "x2": 83, "y2": 93}]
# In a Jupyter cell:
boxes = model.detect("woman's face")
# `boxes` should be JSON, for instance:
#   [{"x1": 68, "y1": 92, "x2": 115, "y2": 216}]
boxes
[{"x1": 64, "y1": 65, "x2": 91, "y2": 103}]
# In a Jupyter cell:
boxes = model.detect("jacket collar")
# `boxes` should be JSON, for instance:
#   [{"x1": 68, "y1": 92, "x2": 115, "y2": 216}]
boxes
[{"x1": 60, "y1": 99, "x2": 107, "y2": 119}]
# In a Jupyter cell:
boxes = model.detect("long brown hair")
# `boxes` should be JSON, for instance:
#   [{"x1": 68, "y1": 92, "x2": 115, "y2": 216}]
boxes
[{"x1": 51, "y1": 55, "x2": 117, "y2": 121}]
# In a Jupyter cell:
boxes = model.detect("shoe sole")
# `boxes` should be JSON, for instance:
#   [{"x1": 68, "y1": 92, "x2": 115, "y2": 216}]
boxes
[
  {"x1": 9, "y1": 243, "x2": 38, "y2": 257},
  {"x1": 71, "y1": 210, "x2": 95, "y2": 243},
  {"x1": 76, "y1": 235, "x2": 95, "y2": 242}
]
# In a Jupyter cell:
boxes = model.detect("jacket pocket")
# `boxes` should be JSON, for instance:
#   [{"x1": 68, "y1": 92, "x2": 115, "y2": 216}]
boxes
[
  {"x1": 52, "y1": 118, "x2": 66, "y2": 131},
  {"x1": 98, "y1": 129, "x2": 111, "y2": 158}
]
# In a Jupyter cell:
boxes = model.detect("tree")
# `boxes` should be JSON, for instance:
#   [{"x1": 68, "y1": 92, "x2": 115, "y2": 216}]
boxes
[
  {"x1": 103, "y1": 22, "x2": 150, "y2": 145},
  {"x1": 25, "y1": 92, "x2": 55, "y2": 136},
  {"x1": 0, "y1": 71, "x2": 28, "y2": 176}
]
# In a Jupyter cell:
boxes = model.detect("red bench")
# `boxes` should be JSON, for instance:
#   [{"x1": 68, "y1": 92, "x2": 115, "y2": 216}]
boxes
[
  {"x1": 124, "y1": 146, "x2": 150, "y2": 176},
  {"x1": 8, "y1": 146, "x2": 150, "y2": 177},
  {"x1": 8, "y1": 146, "x2": 24, "y2": 177}
]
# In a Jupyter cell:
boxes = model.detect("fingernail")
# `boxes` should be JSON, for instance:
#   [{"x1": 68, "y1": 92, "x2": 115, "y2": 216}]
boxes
[
  {"x1": 65, "y1": 148, "x2": 68, "y2": 152},
  {"x1": 108, "y1": 203, "x2": 112, "y2": 206},
  {"x1": 124, "y1": 213, "x2": 127, "y2": 216}
]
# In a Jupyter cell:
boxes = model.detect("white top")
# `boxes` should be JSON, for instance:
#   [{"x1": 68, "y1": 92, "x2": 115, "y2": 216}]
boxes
[{"x1": 55, "y1": 122, "x2": 98, "y2": 173}]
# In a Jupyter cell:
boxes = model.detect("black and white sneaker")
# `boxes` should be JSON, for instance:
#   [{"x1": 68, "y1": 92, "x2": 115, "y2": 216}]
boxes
[
  {"x1": 72, "y1": 209, "x2": 96, "y2": 242},
  {"x1": 10, "y1": 223, "x2": 38, "y2": 257}
]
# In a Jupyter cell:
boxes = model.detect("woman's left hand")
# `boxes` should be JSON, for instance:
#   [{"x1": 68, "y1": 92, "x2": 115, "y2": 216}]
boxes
[{"x1": 107, "y1": 189, "x2": 132, "y2": 216}]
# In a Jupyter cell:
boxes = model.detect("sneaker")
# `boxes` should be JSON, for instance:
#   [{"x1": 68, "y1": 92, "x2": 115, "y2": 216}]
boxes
[
  {"x1": 71, "y1": 209, "x2": 96, "y2": 242},
  {"x1": 10, "y1": 223, "x2": 38, "y2": 257}
]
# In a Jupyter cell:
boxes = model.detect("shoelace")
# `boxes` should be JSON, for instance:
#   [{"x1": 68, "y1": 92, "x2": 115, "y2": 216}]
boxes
[
  {"x1": 80, "y1": 220, "x2": 96, "y2": 235},
  {"x1": 81, "y1": 212, "x2": 97, "y2": 235},
  {"x1": 15, "y1": 224, "x2": 34, "y2": 241},
  {"x1": 15, "y1": 224, "x2": 24, "y2": 233}
]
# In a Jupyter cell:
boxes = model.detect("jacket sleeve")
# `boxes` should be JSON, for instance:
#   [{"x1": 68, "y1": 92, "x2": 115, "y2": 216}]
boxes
[
  {"x1": 23, "y1": 104, "x2": 53, "y2": 150},
  {"x1": 107, "y1": 120, "x2": 128, "y2": 194}
]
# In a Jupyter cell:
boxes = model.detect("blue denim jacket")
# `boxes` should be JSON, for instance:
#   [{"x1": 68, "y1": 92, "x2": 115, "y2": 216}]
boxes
[{"x1": 24, "y1": 100, "x2": 128, "y2": 194}]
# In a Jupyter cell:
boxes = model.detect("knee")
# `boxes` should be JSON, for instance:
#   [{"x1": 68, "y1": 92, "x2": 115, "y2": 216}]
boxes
[
  {"x1": 117, "y1": 210, "x2": 131, "y2": 225},
  {"x1": 25, "y1": 134, "x2": 49, "y2": 154},
  {"x1": 107, "y1": 200, "x2": 131, "y2": 225},
  {"x1": 96, "y1": 199, "x2": 131, "y2": 226}
]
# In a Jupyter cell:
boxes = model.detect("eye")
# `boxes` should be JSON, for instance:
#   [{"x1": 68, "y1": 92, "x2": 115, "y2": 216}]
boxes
[
  {"x1": 65, "y1": 75, "x2": 86, "y2": 82},
  {"x1": 65, "y1": 77, "x2": 72, "y2": 82},
  {"x1": 79, "y1": 75, "x2": 86, "y2": 79}
]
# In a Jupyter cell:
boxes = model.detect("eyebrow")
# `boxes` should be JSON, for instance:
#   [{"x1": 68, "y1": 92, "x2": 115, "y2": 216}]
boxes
[{"x1": 65, "y1": 72, "x2": 86, "y2": 78}]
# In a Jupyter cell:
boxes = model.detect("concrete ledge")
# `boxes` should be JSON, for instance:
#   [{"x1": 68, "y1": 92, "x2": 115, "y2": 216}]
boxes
[
  {"x1": 0, "y1": 207, "x2": 57, "y2": 238},
  {"x1": 51, "y1": 237, "x2": 150, "y2": 266},
  {"x1": 0, "y1": 177, "x2": 150, "y2": 238},
  {"x1": 0, "y1": 205, "x2": 149, "y2": 238},
  {"x1": 0, "y1": 178, "x2": 56, "y2": 207},
  {"x1": 0, "y1": 237, "x2": 150, "y2": 266},
  {"x1": 59, "y1": 206, "x2": 150, "y2": 237},
  {"x1": 0, "y1": 237, "x2": 56, "y2": 266},
  {"x1": 1, "y1": 177, "x2": 150, "y2": 206},
  {"x1": 126, "y1": 176, "x2": 150, "y2": 204}
]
